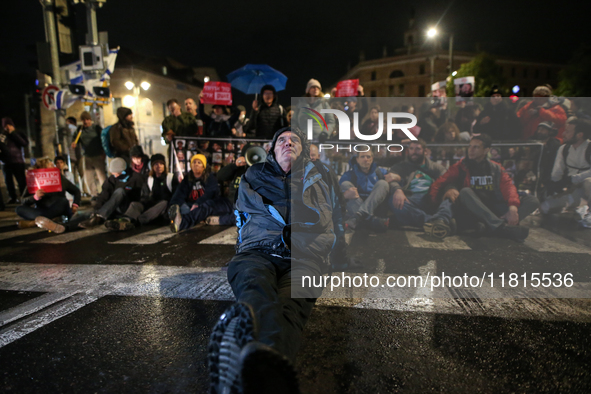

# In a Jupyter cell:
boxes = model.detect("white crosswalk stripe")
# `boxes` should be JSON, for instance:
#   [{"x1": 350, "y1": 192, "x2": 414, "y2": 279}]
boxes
[
  {"x1": 0, "y1": 227, "x2": 45, "y2": 241},
  {"x1": 31, "y1": 226, "x2": 109, "y2": 244},
  {"x1": 405, "y1": 231, "x2": 472, "y2": 250},
  {"x1": 109, "y1": 226, "x2": 176, "y2": 244},
  {"x1": 199, "y1": 227, "x2": 237, "y2": 245},
  {"x1": 524, "y1": 227, "x2": 591, "y2": 254}
]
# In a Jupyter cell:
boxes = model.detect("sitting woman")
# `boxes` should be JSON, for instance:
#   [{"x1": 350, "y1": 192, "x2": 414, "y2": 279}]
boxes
[
  {"x1": 16, "y1": 157, "x2": 81, "y2": 233},
  {"x1": 168, "y1": 153, "x2": 232, "y2": 232},
  {"x1": 104, "y1": 153, "x2": 178, "y2": 231}
]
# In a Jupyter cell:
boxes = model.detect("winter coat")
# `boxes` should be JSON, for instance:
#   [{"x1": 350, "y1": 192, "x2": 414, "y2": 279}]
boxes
[
  {"x1": 161, "y1": 112, "x2": 198, "y2": 140},
  {"x1": 234, "y1": 130, "x2": 339, "y2": 271},
  {"x1": 245, "y1": 86, "x2": 287, "y2": 139},
  {"x1": 339, "y1": 156, "x2": 388, "y2": 199},
  {"x1": 0, "y1": 129, "x2": 28, "y2": 164},
  {"x1": 77, "y1": 124, "x2": 104, "y2": 157},
  {"x1": 198, "y1": 103, "x2": 241, "y2": 138},
  {"x1": 110, "y1": 107, "x2": 139, "y2": 159},
  {"x1": 517, "y1": 99, "x2": 567, "y2": 141},
  {"x1": 388, "y1": 158, "x2": 446, "y2": 195},
  {"x1": 169, "y1": 172, "x2": 221, "y2": 207},
  {"x1": 473, "y1": 101, "x2": 521, "y2": 141},
  {"x1": 141, "y1": 172, "x2": 178, "y2": 208},
  {"x1": 21, "y1": 174, "x2": 81, "y2": 208},
  {"x1": 429, "y1": 158, "x2": 520, "y2": 207},
  {"x1": 95, "y1": 170, "x2": 145, "y2": 210},
  {"x1": 132, "y1": 155, "x2": 150, "y2": 181}
]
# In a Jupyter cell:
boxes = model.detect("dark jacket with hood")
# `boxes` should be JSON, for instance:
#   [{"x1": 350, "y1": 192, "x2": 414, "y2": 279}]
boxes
[
  {"x1": 0, "y1": 129, "x2": 28, "y2": 164},
  {"x1": 141, "y1": 172, "x2": 179, "y2": 208},
  {"x1": 130, "y1": 145, "x2": 150, "y2": 181},
  {"x1": 245, "y1": 84, "x2": 287, "y2": 139},
  {"x1": 94, "y1": 169, "x2": 144, "y2": 210},
  {"x1": 234, "y1": 127, "x2": 342, "y2": 272},
  {"x1": 339, "y1": 156, "x2": 388, "y2": 199},
  {"x1": 198, "y1": 103, "x2": 241, "y2": 138},
  {"x1": 77, "y1": 124, "x2": 104, "y2": 157},
  {"x1": 21, "y1": 175, "x2": 81, "y2": 210},
  {"x1": 473, "y1": 100, "x2": 520, "y2": 141},
  {"x1": 110, "y1": 107, "x2": 139, "y2": 159},
  {"x1": 169, "y1": 170, "x2": 221, "y2": 207}
]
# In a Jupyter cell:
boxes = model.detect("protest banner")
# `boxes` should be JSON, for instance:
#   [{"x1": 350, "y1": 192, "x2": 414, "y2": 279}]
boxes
[
  {"x1": 26, "y1": 168, "x2": 62, "y2": 194},
  {"x1": 201, "y1": 82, "x2": 233, "y2": 105},
  {"x1": 335, "y1": 79, "x2": 359, "y2": 97},
  {"x1": 454, "y1": 76, "x2": 475, "y2": 103}
]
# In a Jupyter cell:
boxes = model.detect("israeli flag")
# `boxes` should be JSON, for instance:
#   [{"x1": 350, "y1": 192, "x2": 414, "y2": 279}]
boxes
[{"x1": 61, "y1": 60, "x2": 84, "y2": 85}]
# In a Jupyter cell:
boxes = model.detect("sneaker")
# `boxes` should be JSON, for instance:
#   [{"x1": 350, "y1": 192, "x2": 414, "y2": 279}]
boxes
[
  {"x1": 105, "y1": 218, "x2": 135, "y2": 232},
  {"x1": 494, "y1": 224, "x2": 529, "y2": 243},
  {"x1": 423, "y1": 218, "x2": 453, "y2": 239},
  {"x1": 368, "y1": 215, "x2": 389, "y2": 232},
  {"x1": 580, "y1": 212, "x2": 591, "y2": 229},
  {"x1": 206, "y1": 216, "x2": 220, "y2": 225},
  {"x1": 240, "y1": 342, "x2": 300, "y2": 394},
  {"x1": 78, "y1": 213, "x2": 105, "y2": 229},
  {"x1": 17, "y1": 220, "x2": 36, "y2": 229},
  {"x1": 168, "y1": 205, "x2": 182, "y2": 233},
  {"x1": 209, "y1": 302, "x2": 257, "y2": 394},
  {"x1": 575, "y1": 205, "x2": 589, "y2": 221},
  {"x1": 35, "y1": 216, "x2": 65, "y2": 234}
]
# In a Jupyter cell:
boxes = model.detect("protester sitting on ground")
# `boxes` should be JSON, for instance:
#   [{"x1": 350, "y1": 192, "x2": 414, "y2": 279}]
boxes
[
  {"x1": 517, "y1": 85, "x2": 567, "y2": 141},
  {"x1": 310, "y1": 144, "x2": 320, "y2": 161},
  {"x1": 429, "y1": 134, "x2": 539, "y2": 242},
  {"x1": 15, "y1": 158, "x2": 81, "y2": 233},
  {"x1": 244, "y1": 84, "x2": 287, "y2": 139},
  {"x1": 77, "y1": 157, "x2": 145, "y2": 229},
  {"x1": 71, "y1": 111, "x2": 106, "y2": 198},
  {"x1": 130, "y1": 145, "x2": 150, "y2": 180},
  {"x1": 197, "y1": 92, "x2": 241, "y2": 138},
  {"x1": 473, "y1": 86, "x2": 521, "y2": 140},
  {"x1": 110, "y1": 107, "x2": 139, "y2": 162},
  {"x1": 339, "y1": 149, "x2": 397, "y2": 231},
  {"x1": 388, "y1": 139, "x2": 454, "y2": 238},
  {"x1": 531, "y1": 121, "x2": 562, "y2": 194},
  {"x1": 541, "y1": 118, "x2": 591, "y2": 227},
  {"x1": 54, "y1": 155, "x2": 75, "y2": 184},
  {"x1": 168, "y1": 153, "x2": 231, "y2": 232},
  {"x1": 104, "y1": 154, "x2": 178, "y2": 231}
]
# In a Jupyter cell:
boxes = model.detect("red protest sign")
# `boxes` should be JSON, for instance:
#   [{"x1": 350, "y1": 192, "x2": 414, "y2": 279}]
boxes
[
  {"x1": 26, "y1": 168, "x2": 62, "y2": 194},
  {"x1": 335, "y1": 79, "x2": 359, "y2": 97},
  {"x1": 200, "y1": 82, "x2": 233, "y2": 106}
]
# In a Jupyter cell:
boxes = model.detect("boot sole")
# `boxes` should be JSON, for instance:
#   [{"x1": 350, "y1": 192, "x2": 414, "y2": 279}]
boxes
[
  {"x1": 423, "y1": 222, "x2": 450, "y2": 239},
  {"x1": 35, "y1": 217, "x2": 65, "y2": 234}
]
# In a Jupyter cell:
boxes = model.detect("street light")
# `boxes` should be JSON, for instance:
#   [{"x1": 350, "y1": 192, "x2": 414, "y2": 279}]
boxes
[
  {"x1": 426, "y1": 27, "x2": 454, "y2": 85},
  {"x1": 122, "y1": 79, "x2": 150, "y2": 148},
  {"x1": 140, "y1": 81, "x2": 151, "y2": 91},
  {"x1": 427, "y1": 28, "x2": 437, "y2": 38},
  {"x1": 204, "y1": 76, "x2": 210, "y2": 83}
]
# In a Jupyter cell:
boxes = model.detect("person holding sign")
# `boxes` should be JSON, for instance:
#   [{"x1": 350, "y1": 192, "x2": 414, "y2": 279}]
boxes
[
  {"x1": 15, "y1": 158, "x2": 81, "y2": 232},
  {"x1": 198, "y1": 89, "x2": 241, "y2": 138}
]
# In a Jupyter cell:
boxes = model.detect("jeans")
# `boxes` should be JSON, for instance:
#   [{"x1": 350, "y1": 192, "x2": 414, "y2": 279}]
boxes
[
  {"x1": 390, "y1": 193, "x2": 453, "y2": 227},
  {"x1": 227, "y1": 250, "x2": 318, "y2": 362},
  {"x1": 340, "y1": 180, "x2": 390, "y2": 218},
  {"x1": 95, "y1": 188, "x2": 131, "y2": 219},
  {"x1": 3, "y1": 162, "x2": 27, "y2": 200},
  {"x1": 15, "y1": 197, "x2": 71, "y2": 220},
  {"x1": 84, "y1": 155, "x2": 107, "y2": 197},
  {"x1": 541, "y1": 178, "x2": 591, "y2": 212},
  {"x1": 456, "y1": 187, "x2": 540, "y2": 230},
  {"x1": 124, "y1": 200, "x2": 168, "y2": 225},
  {"x1": 179, "y1": 198, "x2": 232, "y2": 230}
]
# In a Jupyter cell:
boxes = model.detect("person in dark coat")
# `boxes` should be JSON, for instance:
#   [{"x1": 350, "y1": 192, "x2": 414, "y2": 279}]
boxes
[
  {"x1": 78, "y1": 157, "x2": 145, "y2": 228},
  {"x1": 168, "y1": 153, "x2": 231, "y2": 232},
  {"x1": 473, "y1": 86, "x2": 521, "y2": 140},
  {"x1": 16, "y1": 158, "x2": 81, "y2": 233},
  {"x1": 197, "y1": 92, "x2": 241, "y2": 138},
  {"x1": 130, "y1": 145, "x2": 150, "y2": 181},
  {"x1": 105, "y1": 153, "x2": 178, "y2": 231},
  {"x1": 110, "y1": 107, "x2": 139, "y2": 162},
  {"x1": 244, "y1": 84, "x2": 287, "y2": 139},
  {"x1": 1, "y1": 117, "x2": 29, "y2": 203}
]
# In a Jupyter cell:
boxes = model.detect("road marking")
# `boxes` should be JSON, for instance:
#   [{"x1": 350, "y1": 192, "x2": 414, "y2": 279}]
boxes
[
  {"x1": 0, "y1": 227, "x2": 45, "y2": 241},
  {"x1": 524, "y1": 228, "x2": 591, "y2": 254},
  {"x1": 199, "y1": 227, "x2": 237, "y2": 245},
  {"x1": 0, "y1": 292, "x2": 100, "y2": 348},
  {"x1": 405, "y1": 231, "x2": 471, "y2": 250},
  {"x1": 110, "y1": 226, "x2": 176, "y2": 244},
  {"x1": 31, "y1": 226, "x2": 109, "y2": 244},
  {"x1": 0, "y1": 291, "x2": 77, "y2": 327}
]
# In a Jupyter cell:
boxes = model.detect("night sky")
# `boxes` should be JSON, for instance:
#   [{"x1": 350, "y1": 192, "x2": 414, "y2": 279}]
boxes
[{"x1": 0, "y1": 0, "x2": 587, "y2": 108}]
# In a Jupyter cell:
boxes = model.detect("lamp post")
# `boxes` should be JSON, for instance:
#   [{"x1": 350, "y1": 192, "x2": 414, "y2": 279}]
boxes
[
  {"x1": 426, "y1": 28, "x2": 454, "y2": 83},
  {"x1": 123, "y1": 78, "x2": 150, "y2": 148}
]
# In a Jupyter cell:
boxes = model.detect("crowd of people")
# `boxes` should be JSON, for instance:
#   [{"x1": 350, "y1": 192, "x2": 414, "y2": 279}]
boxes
[{"x1": 2, "y1": 78, "x2": 591, "y2": 393}]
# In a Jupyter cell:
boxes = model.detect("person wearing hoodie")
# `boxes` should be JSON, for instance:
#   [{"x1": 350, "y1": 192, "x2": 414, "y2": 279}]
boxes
[
  {"x1": 110, "y1": 107, "x2": 139, "y2": 162},
  {"x1": 207, "y1": 126, "x2": 343, "y2": 394},
  {"x1": 339, "y1": 149, "x2": 396, "y2": 231},
  {"x1": 168, "y1": 153, "x2": 231, "y2": 232},
  {"x1": 71, "y1": 111, "x2": 106, "y2": 197},
  {"x1": 1, "y1": 117, "x2": 29, "y2": 204},
  {"x1": 15, "y1": 158, "x2": 81, "y2": 231},
  {"x1": 293, "y1": 79, "x2": 336, "y2": 140},
  {"x1": 130, "y1": 145, "x2": 150, "y2": 181},
  {"x1": 105, "y1": 154, "x2": 178, "y2": 231},
  {"x1": 244, "y1": 84, "x2": 287, "y2": 139},
  {"x1": 198, "y1": 92, "x2": 241, "y2": 138},
  {"x1": 78, "y1": 157, "x2": 145, "y2": 228}
]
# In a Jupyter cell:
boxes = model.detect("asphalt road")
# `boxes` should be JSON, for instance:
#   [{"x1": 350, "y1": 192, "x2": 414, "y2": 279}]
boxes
[{"x1": 1, "y1": 208, "x2": 590, "y2": 393}]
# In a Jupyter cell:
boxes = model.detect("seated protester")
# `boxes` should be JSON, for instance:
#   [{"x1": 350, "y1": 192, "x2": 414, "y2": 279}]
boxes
[
  {"x1": 388, "y1": 139, "x2": 454, "y2": 238},
  {"x1": 78, "y1": 157, "x2": 145, "y2": 229},
  {"x1": 339, "y1": 149, "x2": 396, "y2": 231},
  {"x1": 54, "y1": 155, "x2": 75, "y2": 184},
  {"x1": 473, "y1": 86, "x2": 521, "y2": 141},
  {"x1": 530, "y1": 121, "x2": 561, "y2": 193},
  {"x1": 130, "y1": 145, "x2": 150, "y2": 181},
  {"x1": 168, "y1": 154, "x2": 232, "y2": 232},
  {"x1": 540, "y1": 118, "x2": 591, "y2": 227},
  {"x1": 198, "y1": 92, "x2": 241, "y2": 138},
  {"x1": 429, "y1": 134, "x2": 539, "y2": 242},
  {"x1": 16, "y1": 158, "x2": 81, "y2": 233},
  {"x1": 105, "y1": 154, "x2": 178, "y2": 231}
]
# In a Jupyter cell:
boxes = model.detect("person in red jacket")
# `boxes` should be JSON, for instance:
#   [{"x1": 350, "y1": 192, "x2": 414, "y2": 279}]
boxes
[
  {"x1": 429, "y1": 134, "x2": 539, "y2": 242},
  {"x1": 517, "y1": 85, "x2": 567, "y2": 141}
]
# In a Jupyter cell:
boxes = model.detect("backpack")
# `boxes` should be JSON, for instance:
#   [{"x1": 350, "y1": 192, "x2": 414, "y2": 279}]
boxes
[
  {"x1": 101, "y1": 125, "x2": 115, "y2": 158},
  {"x1": 561, "y1": 142, "x2": 591, "y2": 172}
]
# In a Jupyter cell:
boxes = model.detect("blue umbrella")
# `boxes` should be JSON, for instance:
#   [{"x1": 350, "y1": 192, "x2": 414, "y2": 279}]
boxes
[{"x1": 227, "y1": 64, "x2": 287, "y2": 95}]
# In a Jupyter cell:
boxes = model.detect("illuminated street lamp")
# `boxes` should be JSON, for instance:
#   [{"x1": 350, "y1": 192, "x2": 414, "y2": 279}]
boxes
[
  {"x1": 123, "y1": 79, "x2": 150, "y2": 146},
  {"x1": 427, "y1": 28, "x2": 437, "y2": 38},
  {"x1": 426, "y1": 27, "x2": 454, "y2": 85}
]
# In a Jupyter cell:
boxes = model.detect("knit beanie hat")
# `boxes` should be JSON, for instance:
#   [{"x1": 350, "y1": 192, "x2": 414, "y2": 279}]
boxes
[
  {"x1": 533, "y1": 85, "x2": 552, "y2": 97},
  {"x1": 109, "y1": 157, "x2": 127, "y2": 174},
  {"x1": 80, "y1": 111, "x2": 92, "y2": 121},
  {"x1": 150, "y1": 153, "x2": 166, "y2": 166},
  {"x1": 306, "y1": 79, "x2": 321, "y2": 94},
  {"x1": 2, "y1": 117, "x2": 15, "y2": 128},
  {"x1": 130, "y1": 145, "x2": 144, "y2": 158},
  {"x1": 190, "y1": 153, "x2": 207, "y2": 169}
]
